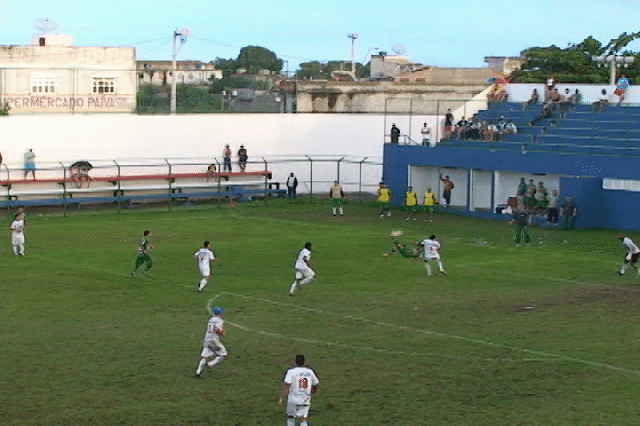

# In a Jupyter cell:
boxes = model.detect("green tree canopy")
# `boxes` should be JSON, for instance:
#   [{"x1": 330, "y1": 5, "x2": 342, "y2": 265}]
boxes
[
  {"x1": 236, "y1": 46, "x2": 283, "y2": 74},
  {"x1": 296, "y1": 60, "x2": 369, "y2": 80},
  {"x1": 510, "y1": 33, "x2": 640, "y2": 84}
]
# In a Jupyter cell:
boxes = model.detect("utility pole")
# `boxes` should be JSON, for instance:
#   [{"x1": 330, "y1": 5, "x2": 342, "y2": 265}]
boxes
[
  {"x1": 171, "y1": 28, "x2": 190, "y2": 114},
  {"x1": 348, "y1": 33, "x2": 358, "y2": 77}
]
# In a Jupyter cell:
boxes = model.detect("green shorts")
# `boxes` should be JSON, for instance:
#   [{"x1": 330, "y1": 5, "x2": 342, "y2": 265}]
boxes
[
  {"x1": 404, "y1": 204, "x2": 417, "y2": 212},
  {"x1": 330, "y1": 198, "x2": 345, "y2": 207},
  {"x1": 423, "y1": 205, "x2": 434, "y2": 214}
]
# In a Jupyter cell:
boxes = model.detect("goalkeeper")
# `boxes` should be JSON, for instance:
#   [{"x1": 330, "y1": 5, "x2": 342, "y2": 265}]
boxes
[{"x1": 384, "y1": 232, "x2": 423, "y2": 258}]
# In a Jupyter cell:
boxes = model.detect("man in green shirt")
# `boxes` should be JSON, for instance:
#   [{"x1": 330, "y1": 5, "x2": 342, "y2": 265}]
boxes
[{"x1": 131, "y1": 230, "x2": 154, "y2": 275}]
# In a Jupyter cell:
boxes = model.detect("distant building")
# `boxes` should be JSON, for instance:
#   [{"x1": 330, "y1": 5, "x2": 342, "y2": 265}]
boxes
[
  {"x1": 0, "y1": 33, "x2": 137, "y2": 113},
  {"x1": 483, "y1": 56, "x2": 526, "y2": 75},
  {"x1": 137, "y1": 61, "x2": 222, "y2": 86},
  {"x1": 370, "y1": 54, "x2": 427, "y2": 80}
]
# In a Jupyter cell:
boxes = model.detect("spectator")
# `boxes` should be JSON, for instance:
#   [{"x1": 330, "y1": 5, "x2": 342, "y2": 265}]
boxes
[
  {"x1": 573, "y1": 89, "x2": 582, "y2": 105},
  {"x1": 535, "y1": 181, "x2": 548, "y2": 209},
  {"x1": 69, "y1": 160, "x2": 93, "y2": 188},
  {"x1": 443, "y1": 109, "x2": 454, "y2": 140},
  {"x1": 561, "y1": 197, "x2": 578, "y2": 230},
  {"x1": 440, "y1": 174, "x2": 454, "y2": 207},
  {"x1": 329, "y1": 180, "x2": 345, "y2": 216},
  {"x1": 516, "y1": 177, "x2": 527, "y2": 207},
  {"x1": 558, "y1": 88, "x2": 573, "y2": 114},
  {"x1": 487, "y1": 84, "x2": 507, "y2": 103},
  {"x1": 546, "y1": 189, "x2": 559, "y2": 225},
  {"x1": 614, "y1": 74, "x2": 630, "y2": 106},
  {"x1": 23, "y1": 149, "x2": 36, "y2": 180},
  {"x1": 545, "y1": 77, "x2": 556, "y2": 100},
  {"x1": 390, "y1": 123, "x2": 400, "y2": 144},
  {"x1": 237, "y1": 145, "x2": 248, "y2": 171},
  {"x1": 286, "y1": 173, "x2": 298, "y2": 200},
  {"x1": 222, "y1": 144, "x2": 232, "y2": 172},
  {"x1": 420, "y1": 122, "x2": 431, "y2": 146},
  {"x1": 592, "y1": 89, "x2": 609, "y2": 112},
  {"x1": 525, "y1": 179, "x2": 537, "y2": 212},
  {"x1": 527, "y1": 102, "x2": 553, "y2": 126},
  {"x1": 503, "y1": 120, "x2": 518, "y2": 135},
  {"x1": 206, "y1": 163, "x2": 217, "y2": 182},
  {"x1": 522, "y1": 88, "x2": 539, "y2": 110},
  {"x1": 549, "y1": 88, "x2": 563, "y2": 109},
  {"x1": 454, "y1": 117, "x2": 467, "y2": 140}
]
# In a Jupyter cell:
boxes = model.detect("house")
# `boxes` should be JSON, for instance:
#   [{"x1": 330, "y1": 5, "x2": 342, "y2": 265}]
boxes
[
  {"x1": 0, "y1": 33, "x2": 137, "y2": 113},
  {"x1": 137, "y1": 61, "x2": 222, "y2": 86}
]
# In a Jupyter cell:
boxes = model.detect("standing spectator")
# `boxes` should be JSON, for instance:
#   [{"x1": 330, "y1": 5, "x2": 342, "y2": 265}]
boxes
[
  {"x1": 511, "y1": 206, "x2": 532, "y2": 246},
  {"x1": 546, "y1": 189, "x2": 560, "y2": 225},
  {"x1": 545, "y1": 76, "x2": 556, "y2": 100},
  {"x1": 516, "y1": 177, "x2": 527, "y2": 207},
  {"x1": 614, "y1": 74, "x2": 630, "y2": 106},
  {"x1": 421, "y1": 234, "x2": 447, "y2": 276},
  {"x1": 10, "y1": 212, "x2": 25, "y2": 256},
  {"x1": 420, "y1": 122, "x2": 431, "y2": 145},
  {"x1": 222, "y1": 144, "x2": 232, "y2": 172},
  {"x1": 130, "y1": 230, "x2": 153, "y2": 275},
  {"x1": 525, "y1": 179, "x2": 537, "y2": 212},
  {"x1": 279, "y1": 354, "x2": 320, "y2": 426},
  {"x1": 23, "y1": 149, "x2": 36, "y2": 180},
  {"x1": 289, "y1": 242, "x2": 315, "y2": 296},
  {"x1": 195, "y1": 306, "x2": 227, "y2": 377},
  {"x1": 536, "y1": 181, "x2": 549, "y2": 209},
  {"x1": 527, "y1": 102, "x2": 553, "y2": 126},
  {"x1": 377, "y1": 182, "x2": 392, "y2": 218},
  {"x1": 286, "y1": 173, "x2": 298, "y2": 200},
  {"x1": 617, "y1": 235, "x2": 640, "y2": 276},
  {"x1": 329, "y1": 180, "x2": 344, "y2": 216},
  {"x1": 237, "y1": 145, "x2": 248, "y2": 171},
  {"x1": 522, "y1": 88, "x2": 539, "y2": 110},
  {"x1": 561, "y1": 197, "x2": 578, "y2": 230},
  {"x1": 443, "y1": 109, "x2": 454, "y2": 140},
  {"x1": 440, "y1": 174, "x2": 454, "y2": 207},
  {"x1": 592, "y1": 89, "x2": 609, "y2": 112},
  {"x1": 194, "y1": 240, "x2": 216, "y2": 292},
  {"x1": 390, "y1": 123, "x2": 400, "y2": 144},
  {"x1": 423, "y1": 187, "x2": 437, "y2": 221},
  {"x1": 404, "y1": 186, "x2": 418, "y2": 220},
  {"x1": 454, "y1": 117, "x2": 467, "y2": 140}
]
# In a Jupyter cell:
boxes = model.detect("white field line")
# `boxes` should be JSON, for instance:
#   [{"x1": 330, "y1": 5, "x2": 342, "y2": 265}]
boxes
[{"x1": 213, "y1": 291, "x2": 640, "y2": 376}]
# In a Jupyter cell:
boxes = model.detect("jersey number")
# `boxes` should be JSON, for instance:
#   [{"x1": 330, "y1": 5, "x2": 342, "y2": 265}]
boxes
[{"x1": 298, "y1": 378, "x2": 309, "y2": 389}]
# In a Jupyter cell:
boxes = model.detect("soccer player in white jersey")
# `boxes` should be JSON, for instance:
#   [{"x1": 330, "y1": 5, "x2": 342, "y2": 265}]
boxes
[
  {"x1": 195, "y1": 306, "x2": 227, "y2": 377},
  {"x1": 279, "y1": 354, "x2": 319, "y2": 426},
  {"x1": 421, "y1": 234, "x2": 447, "y2": 276},
  {"x1": 194, "y1": 240, "x2": 216, "y2": 292},
  {"x1": 618, "y1": 235, "x2": 640, "y2": 276},
  {"x1": 10, "y1": 212, "x2": 25, "y2": 256},
  {"x1": 289, "y1": 242, "x2": 315, "y2": 296}
]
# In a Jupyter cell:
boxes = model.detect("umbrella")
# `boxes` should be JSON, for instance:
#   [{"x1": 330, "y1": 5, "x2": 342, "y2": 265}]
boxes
[{"x1": 70, "y1": 161, "x2": 93, "y2": 171}]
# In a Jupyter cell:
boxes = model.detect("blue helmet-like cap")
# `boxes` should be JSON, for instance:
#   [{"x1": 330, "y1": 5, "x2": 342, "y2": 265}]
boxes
[{"x1": 212, "y1": 306, "x2": 224, "y2": 315}]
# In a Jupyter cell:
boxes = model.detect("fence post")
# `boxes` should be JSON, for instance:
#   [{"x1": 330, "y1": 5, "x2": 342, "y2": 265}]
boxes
[
  {"x1": 60, "y1": 162, "x2": 67, "y2": 218},
  {"x1": 165, "y1": 159, "x2": 172, "y2": 212},
  {"x1": 114, "y1": 160, "x2": 121, "y2": 213},
  {"x1": 337, "y1": 156, "x2": 345, "y2": 182},
  {"x1": 262, "y1": 157, "x2": 268, "y2": 204},
  {"x1": 359, "y1": 157, "x2": 368, "y2": 203},
  {"x1": 305, "y1": 155, "x2": 313, "y2": 202}
]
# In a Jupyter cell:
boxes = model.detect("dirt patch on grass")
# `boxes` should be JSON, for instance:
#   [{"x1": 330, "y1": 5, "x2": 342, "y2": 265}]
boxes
[{"x1": 506, "y1": 284, "x2": 640, "y2": 312}]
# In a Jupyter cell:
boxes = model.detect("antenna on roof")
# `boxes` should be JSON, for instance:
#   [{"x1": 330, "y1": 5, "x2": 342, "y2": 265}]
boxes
[
  {"x1": 392, "y1": 43, "x2": 408, "y2": 56},
  {"x1": 348, "y1": 33, "x2": 359, "y2": 74},
  {"x1": 33, "y1": 17, "x2": 58, "y2": 34}
]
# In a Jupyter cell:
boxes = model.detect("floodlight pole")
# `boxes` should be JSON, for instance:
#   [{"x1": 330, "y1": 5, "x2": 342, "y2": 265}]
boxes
[{"x1": 171, "y1": 28, "x2": 189, "y2": 114}]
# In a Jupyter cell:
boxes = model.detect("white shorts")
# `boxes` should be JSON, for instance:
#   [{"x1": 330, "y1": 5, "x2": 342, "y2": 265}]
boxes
[
  {"x1": 12, "y1": 234, "x2": 25, "y2": 245},
  {"x1": 200, "y1": 341, "x2": 227, "y2": 358},
  {"x1": 295, "y1": 267, "x2": 315, "y2": 280},
  {"x1": 199, "y1": 266, "x2": 211, "y2": 277},
  {"x1": 286, "y1": 401, "x2": 311, "y2": 418},
  {"x1": 423, "y1": 255, "x2": 440, "y2": 262}
]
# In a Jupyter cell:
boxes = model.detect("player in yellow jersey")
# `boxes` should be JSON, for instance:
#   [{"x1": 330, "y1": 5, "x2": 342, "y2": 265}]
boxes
[
  {"x1": 377, "y1": 182, "x2": 392, "y2": 218},
  {"x1": 423, "y1": 187, "x2": 437, "y2": 222},
  {"x1": 404, "y1": 186, "x2": 418, "y2": 220}
]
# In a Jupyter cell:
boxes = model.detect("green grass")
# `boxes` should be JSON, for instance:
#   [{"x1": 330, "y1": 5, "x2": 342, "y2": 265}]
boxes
[{"x1": 2, "y1": 201, "x2": 640, "y2": 425}]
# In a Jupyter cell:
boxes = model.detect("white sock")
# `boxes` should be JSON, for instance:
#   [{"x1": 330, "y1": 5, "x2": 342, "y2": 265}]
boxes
[
  {"x1": 12, "y1": 246, "x2": 18, "y2": 255},
  {"x1": 620, "y1": 264, "x2": 627, "y2": 274},
  {"x1": 198, "y1": 278, "x2": 208, "y2": 290},
  {"x1": 300, "y1": 421, "x2": 308, "y2": 426},
  {"x1": 339, "y1": 207, "x2": 343, "y2": 215},
  {"x1": 196, "y1": 358, "x2": 206, "y2": 374},
  {"x1": 425, "y1": 263, "x2": 432, "y2": 276},
  {"x1": 289, "y1": 282, "x2": 298, "y2": 293},
  {"x1": 287, "y1": 419, "x2": 295, "y2": 426},
  {"x1": 207, "y1": 356, "x2": 223, "y2": 368},
  {"x1": 437, "y1": 260, "x2": 444, "y2": 272},
  {"x1": 332, "y1": 207, "x2": 337, "y2": 215}
]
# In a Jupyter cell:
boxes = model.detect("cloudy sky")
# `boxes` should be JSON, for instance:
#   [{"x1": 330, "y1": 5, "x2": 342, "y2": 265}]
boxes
[{"x1": 1, "y1": 0, "x2": 639, "y2": 70}]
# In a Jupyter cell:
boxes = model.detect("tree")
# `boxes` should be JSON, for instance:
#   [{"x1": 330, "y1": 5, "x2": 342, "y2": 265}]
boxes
[
  {"x1": 510, "y1": 33, "x2": 640, "y2": 83},
  {"x1": 236, "y1": 46, "x2": 283, "y2": 74}
]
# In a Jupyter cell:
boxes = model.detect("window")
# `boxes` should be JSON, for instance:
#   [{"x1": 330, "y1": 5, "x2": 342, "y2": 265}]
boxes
[
  {"x1": 31, "y1": 75, "x2": 56, "y2": 93},
  {"x1": 92, "y1": 78, "x2": 116, "y2": 94}
]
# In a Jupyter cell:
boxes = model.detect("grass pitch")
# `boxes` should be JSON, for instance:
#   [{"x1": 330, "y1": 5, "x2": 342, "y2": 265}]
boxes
[{"x1": 2, "y1": 201, "x2": 639, "y2": 425}]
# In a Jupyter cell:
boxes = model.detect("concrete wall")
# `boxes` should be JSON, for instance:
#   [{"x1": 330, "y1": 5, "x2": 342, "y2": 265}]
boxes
[{"x1": 0, "y1": 113, "x2": 392, "y2": 194}]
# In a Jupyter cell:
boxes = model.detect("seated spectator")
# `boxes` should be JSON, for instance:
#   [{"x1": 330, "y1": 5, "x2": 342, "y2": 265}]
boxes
[
  {"x1": 503, "y1": 120, "x2": 518, "y2": 135},
  {"x1": 549, "y1": 88, "x2": 563, "y2": 110},
  {"x1": 527, "y1": 102, "x2": 553, "y2": 126},
  {"x1": 573, "y1": 89, "x2": 582, "y2": 105},
  {"x1": 545, "y1": 77, "x2": 556, "y2": 100},
  {"x1": 487, "y1": 84, "x2": 507, "y2": 103},
  {"x1": 558, "y1": 88, "x2": 573, "y2": 114},
  {"x1": 206, "y1": 163, "x2": 217, "y2": 181},
  {"x1": 454, "y1": 117, "x2": 468, "y2": 139},
  {"x1": 592, "y1": 89, "x2": 609, "y2": 112},
  {"x1": 522, "y1": 88, "x2": 539, "y2": 110}
]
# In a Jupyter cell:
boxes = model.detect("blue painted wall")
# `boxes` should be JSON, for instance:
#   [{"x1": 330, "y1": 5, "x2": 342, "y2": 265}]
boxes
[{"x1": 383, "y1": 144, "x2": 640, "y2": 231}]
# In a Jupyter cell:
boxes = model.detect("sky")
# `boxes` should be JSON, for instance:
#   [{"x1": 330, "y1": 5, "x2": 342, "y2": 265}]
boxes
[{"x1": 1, "y1": 0, "x2": 640, "y2": 72}]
